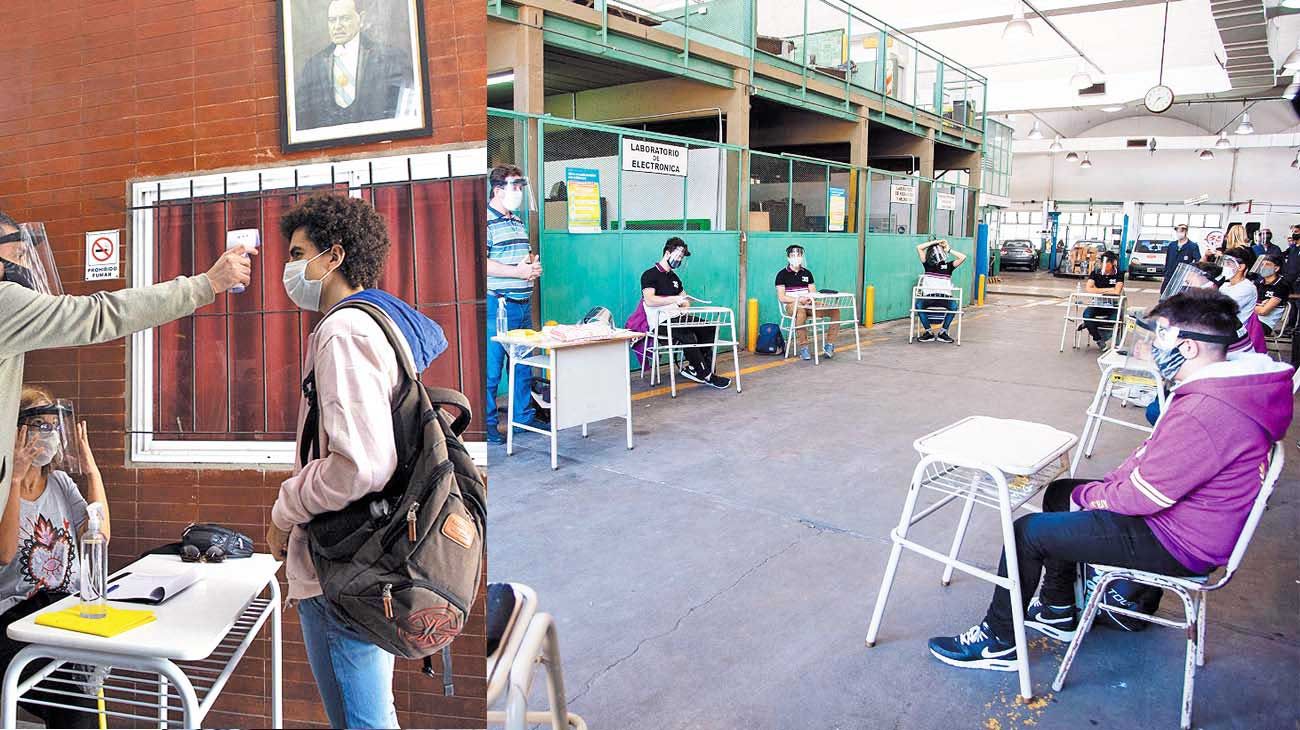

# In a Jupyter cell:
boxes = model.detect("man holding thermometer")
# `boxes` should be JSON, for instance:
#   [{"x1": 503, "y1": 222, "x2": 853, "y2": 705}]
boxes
[{"x1": 640, "y1": 237, "x2": 731, "y2": 389}]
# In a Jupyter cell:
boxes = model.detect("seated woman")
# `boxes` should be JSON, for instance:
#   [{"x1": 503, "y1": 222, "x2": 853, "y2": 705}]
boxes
[
  {"x1": 775, "y1": 244, "x2": 839, "y2": 361},
  {"x1": 0, "y1": 385, "x2": 108, "y2": 729},
  {"x1": 914, "y1": 239, "x2": 966, "y2": 344}
]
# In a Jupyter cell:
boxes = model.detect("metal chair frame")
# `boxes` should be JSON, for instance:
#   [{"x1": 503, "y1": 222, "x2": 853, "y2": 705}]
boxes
[
  {"x1": 1059, "y1": 292, "x2": 1126, "y2": 352},
  {"x1": 908, "y1": 279, "x2": 965, "y2": 345},
  {"x1": 779, "y1": 292, "x2": 863, "y2": 364},
  {"x1": 487, "y1": 583, "x2": 586, "y2": 730},
  {"x1": 639, "y1": 306, "x2": 742, "y2": 397}
]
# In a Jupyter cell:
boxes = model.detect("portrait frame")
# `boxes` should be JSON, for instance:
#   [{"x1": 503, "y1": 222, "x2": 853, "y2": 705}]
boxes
[{"x1": 277, "y1": 0, "x2": 433, "y2": 153}]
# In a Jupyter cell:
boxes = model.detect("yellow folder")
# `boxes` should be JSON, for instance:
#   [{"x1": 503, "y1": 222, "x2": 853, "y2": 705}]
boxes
[{"x1": 35, "y1": 605, "x2": 156, "y2": 638}]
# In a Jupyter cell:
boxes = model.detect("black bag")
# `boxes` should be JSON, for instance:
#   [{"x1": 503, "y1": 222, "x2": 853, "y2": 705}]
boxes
[
  {"x1": 1082, "y1": 564, "x2": 1161, "y2": 632},
  {"x1": 182, "y1": 523, "x2": 254, "y2": 559},
  {"x1": 300, "y1": 301, "x2": 486, "y2": 694},
  {"x1": 755, "y1": 322, "x2": 785, "y2": 355}
]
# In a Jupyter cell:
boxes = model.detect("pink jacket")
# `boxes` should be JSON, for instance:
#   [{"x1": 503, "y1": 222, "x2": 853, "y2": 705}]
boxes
[{"x1": 271, "y1": 306, "x2": 413, "y2": 600}]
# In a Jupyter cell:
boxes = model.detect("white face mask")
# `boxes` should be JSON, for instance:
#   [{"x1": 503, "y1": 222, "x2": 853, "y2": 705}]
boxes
[
  {"x1": 282, "y1": 250, "x2": 336, "y2": 312},
  {"x1": 30, "y1": 433, "x2": 58, "y2": 467},
  {"x1": 788, "y1": 255, "x2": 803, "y2": 269},
  {"x1": 502, "y1": 188, "x2": 524, "y2": 212}
]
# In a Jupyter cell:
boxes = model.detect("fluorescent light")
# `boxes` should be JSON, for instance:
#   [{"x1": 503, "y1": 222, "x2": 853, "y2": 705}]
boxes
[
  {"x1": 488, "y1": 72, "x2": 515, "y2": 86},
  {"x1": 1002, "y1": 4, "x2": 1033, "y2": 41},
  {"x1": 1214, "y1": 132, "x2": 1231, "y2": 149},
  {"x1": 1049, "y1": 136, "x2": 1063, "y2": 152},
  {"x1": 1028, "y1": 120, "x2": 1043, "y2": 140},
  {"x1": 1065, "y1": 151, "x2": 1080, "y2": 162},
  {"x1": 1235, "y1": 113, "x2": 1254, "y2": 135},
  {"x1": 1079, "y1": 153, "x2": 1093, "y2": 169},
  {"x1": 1198, "y1": 149, "x2": 1214, "y2": 161}
]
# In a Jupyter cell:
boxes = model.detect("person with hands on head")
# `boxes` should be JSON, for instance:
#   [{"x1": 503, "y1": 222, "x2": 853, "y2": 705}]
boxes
[
  {"x1": 641, "y1": 237, "x2": 731, "y2": 389},
  {"x1": 776, "y1": 244, "x2": 839, "y2": 361},
  {"x1": 1080, "y1": 252, "x2": 1125, "y2": 349},
  {"x1": 914, "y1": 239, "x2": 966, "y2": 344},
  {"x1": 0, "y1": 386, "x2": 111, "y2": 729},
  {"x1": 0, "y1": 210, "x2": 253, "y2": 510},
  {"x1": 485, "y1": 164, "x2": 545, "y2": 444}
]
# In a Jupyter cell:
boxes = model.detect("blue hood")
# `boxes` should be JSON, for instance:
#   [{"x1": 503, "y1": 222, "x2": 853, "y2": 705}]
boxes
[{"x1": 342, "y1": 290, "x2": 447, "y2": 372}]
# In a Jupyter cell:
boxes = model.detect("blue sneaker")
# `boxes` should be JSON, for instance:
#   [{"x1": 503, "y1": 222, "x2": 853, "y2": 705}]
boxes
[
  {"x1": 799, "y1": 346, "x2": 811, "y2": 361},
  {"x1": 822, "y1": 342, "x2": 835, "y2": 359},
  {"x1": 927, "y1": 622, "x2": 1018, "y2": 672}
]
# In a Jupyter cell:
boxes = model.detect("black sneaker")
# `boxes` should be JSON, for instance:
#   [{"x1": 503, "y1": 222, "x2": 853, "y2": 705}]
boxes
[
  {"x1": 707, "y1": 374, "x2": 732, "y2": 389},
  {"x1": 486, "y1": 428, "x2": 505, "y2": 445},
  {"x1": 927, "y1": 622, "x2": 1018, "y2": 672},
  {"x1": 917, "y1": 331, "x2": 936, "y2": 343},
  {"x1": 679, "y1": 365, "x2": 708, "y2": 385},
  {"x1": 936, "y1": 331, "x2": 955, "y2": 344},
  {"x1": 1025, "y1": 597, "x2": 1078, "y2": 642}
]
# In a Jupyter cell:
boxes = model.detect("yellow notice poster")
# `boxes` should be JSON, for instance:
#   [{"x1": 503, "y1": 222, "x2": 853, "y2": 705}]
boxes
[
  {"x1": 828, "y1": 187, "x2": 847, "y2": 232},
  {"x1": 566, "y1": 168, "x2": 602, "y2": 233}
]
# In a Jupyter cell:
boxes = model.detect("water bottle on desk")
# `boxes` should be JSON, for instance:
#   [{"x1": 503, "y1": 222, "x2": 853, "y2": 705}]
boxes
[
  {"x1": 226, "y1": 229, "x2": 260, "y2": 294},
  {"x1": 79, "y1": 503, "x2": 108, "y2": 619},
  {"x1": 496, "y1": 296, "x2": 508, "y2": 339}
]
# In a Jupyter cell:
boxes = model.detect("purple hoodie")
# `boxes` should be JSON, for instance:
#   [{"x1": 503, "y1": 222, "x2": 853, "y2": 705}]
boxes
[{"x1": 1073, "y1": 352, "x2": 1294, "y2": 574}]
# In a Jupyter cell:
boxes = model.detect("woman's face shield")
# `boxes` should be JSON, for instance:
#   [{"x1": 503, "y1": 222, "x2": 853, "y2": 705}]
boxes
[
  {"x1": 1219, "y1": 254, "x2": 1244, "y2": 281},
  {"x1": 1159, "y1": 262, "x2": 1215, "y2": 300},
  {"x1": 0, "y1": 223, "x2": 63, "y2": 297},
  {"x1": 17, "y1": 399, "x2": 82, "y2": 475}
]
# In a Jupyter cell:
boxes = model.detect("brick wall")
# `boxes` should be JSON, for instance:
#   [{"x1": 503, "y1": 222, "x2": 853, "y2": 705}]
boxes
[{"x1": 0, "y1": 1, "x2": 486, "y2": 727}]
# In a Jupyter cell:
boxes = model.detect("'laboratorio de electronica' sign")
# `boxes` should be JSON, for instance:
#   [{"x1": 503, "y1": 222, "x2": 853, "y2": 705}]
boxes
[{"x1": 622, "y1": 139, "x2": 688, "y2": 177}]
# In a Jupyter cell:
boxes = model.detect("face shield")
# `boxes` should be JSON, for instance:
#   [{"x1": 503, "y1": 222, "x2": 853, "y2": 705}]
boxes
[
  {"x1": 580, "y1": 306, "x2": 613, "y2": 328},
  {"x1": 18, "y1": 400, "x2": 82, "y2": 475},
  {"x1": 1160, "y1": 262, "x2": 1216, "y2": 300},
  {"x1": 787, "y1": 248, "x2": 805, "y2": 269},
  {"x1": 1219, "y1": 254, "x2": 1245, "y2": 282},
  {"x1": 0, "y1": 223, "x2": 63, "y2": 296},
  {"x1": 491, "y1": 175, "x2": 537, "y2": 217},
  {"x1": 1126, "y1": 317, "x2": 1239, "y2": 381},
  {"x1": 925, "y1": 242, "x2": 948, "y2": 266},
  {"x1": 1251, "y1": 256, "x2": 1280, "y2": 280},
  {"x1": 666, "y1": 246, "x2": 689, "y2": 270}
]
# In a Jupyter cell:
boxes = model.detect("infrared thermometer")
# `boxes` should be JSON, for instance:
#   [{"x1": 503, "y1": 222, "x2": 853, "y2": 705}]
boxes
[{"x1": 225, "y1": 229, "x2": 260, "y2": 294}]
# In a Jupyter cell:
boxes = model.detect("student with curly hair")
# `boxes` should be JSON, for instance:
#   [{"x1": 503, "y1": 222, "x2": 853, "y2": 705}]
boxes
[{"x1": 266, "y1": 194, "x2": 447, "y2": 729}]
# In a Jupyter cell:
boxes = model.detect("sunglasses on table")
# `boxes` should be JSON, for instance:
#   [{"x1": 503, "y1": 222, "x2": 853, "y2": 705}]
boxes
[{"x1": 181, "y1": 544, "x2": 226, "y2": 563}]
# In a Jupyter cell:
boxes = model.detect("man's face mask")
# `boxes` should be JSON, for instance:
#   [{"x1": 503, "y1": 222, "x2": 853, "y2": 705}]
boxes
[
  {"x1": 1260, "y1": 264, "x2": 1278, "y2": 279},
  {"x1": 1133, "y1": 318, "x2": 1236, "y2": 381},
  {"x1": 788, "y1": 254, "x2": 803, "y2": 269},
  {"x1": 497, "y1": 178, "x2": 527, "y2": 213},
  {"x1": 667, "y1": 250, "x2": 685, "y2": 269},
  {"x1": 1221, "y1": 256, "x2": 1242, "y2": 280}
]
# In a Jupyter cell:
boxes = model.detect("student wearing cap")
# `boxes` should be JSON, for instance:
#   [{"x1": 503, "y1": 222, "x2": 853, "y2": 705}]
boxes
[
  {"x1": 640, "y1": 238, "x2": 731, "y2": 389},
  {"x1": 775, "y1": 244, "x2": 839, "y2": 361},
  {"x1": 1080, "y1": 252, "x2": 1124, "y2": 349}
]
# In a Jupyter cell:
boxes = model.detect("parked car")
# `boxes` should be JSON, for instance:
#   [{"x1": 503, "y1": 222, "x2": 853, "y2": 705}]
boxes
[
  {"x1": 1129, "y1": 238, "x2": 1170, "y2": 280},
  {"x1": 999, "y1": 239, "x2": 1039, "y2": 271}
]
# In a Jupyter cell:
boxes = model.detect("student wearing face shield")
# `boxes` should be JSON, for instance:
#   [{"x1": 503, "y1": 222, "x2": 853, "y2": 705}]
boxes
[
  {"x1": 0, "y1": 212, "x2": 252, "y2": 510},
  {"x1": 1079, "y1": 252, "x2": 1124, "y2": 349},
  {"x1": 0, "y1": 386, "x2": 108, "y2": 728},
  {"x1": 641, "y1": 238, "x2": 731, "y2": 389},
  {"x1": 485, "y1": 165, "x2": 545, "y2": 444},
  {"x1": 1160, "y1": 224, "x2": 1200, "y2": 294},
  {"x1": 1251, "y1": 254, "x2": 1290, "y2": 337},
  {"x1": 775, "y1": 245, "x2": 839, "y2": 361},
  {"x1": 929, "y1": 289, "x2": 1293, "y2": 672},
  {"x1": 914, "y1": 239, "x2": 966, "y2": 344}
]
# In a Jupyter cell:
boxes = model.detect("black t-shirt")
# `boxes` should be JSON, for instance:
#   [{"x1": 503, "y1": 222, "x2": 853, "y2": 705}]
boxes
[
  {"x1": 1089, "y1": 270, "x2": 1123, "y2": 291},
  {"x1": 775, "y1": 266, "x2": 815, "y2": 291},
  {"x1": 923, "y1": 260, "x2": 955, "y2": 276},
  {"x1": 641, "y1": 264, "x2": 683, "y2": 297},
  {"x1": 1256, "y1": 277, "x2": 1291, "y2": 305}
]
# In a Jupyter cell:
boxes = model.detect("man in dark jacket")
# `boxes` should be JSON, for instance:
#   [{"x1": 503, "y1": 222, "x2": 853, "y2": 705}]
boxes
[
  {"x1": 1160, "y1": 223, "x2": 1200, "y2": 294},
  {"x1": 294, "y1": 0, "x2": 415, "y2": 131},
  {"x1": 928, "y1": 289, "x2": 1293, "y2": 671}
]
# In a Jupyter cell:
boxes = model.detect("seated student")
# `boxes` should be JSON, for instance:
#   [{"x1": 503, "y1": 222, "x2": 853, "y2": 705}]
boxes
[
  {"x1": 1079, "y1": 252, "x2": 1124, "y2": 348},
  {"x1": 1218, "y1": 247, "x2": 1259, "y2": 323},
  {"x1": 775, "y1": 244, "x2": 839, "y2": 361},
  {"x1": 914, "y1": 239, "x2": 966, "y2": 344},
  {"x1": 0, "y1": 386, "x2": 108, "y2": 729},
  {"x1": 1254, "y1": 254, "x2": 1291, "y2": 337},
  {"x1": 928, "y1": 289, "x2": 1293, "y2": 671},
  {"x1": 641, "y1": 237, "x2": 731, "y2": 389}
]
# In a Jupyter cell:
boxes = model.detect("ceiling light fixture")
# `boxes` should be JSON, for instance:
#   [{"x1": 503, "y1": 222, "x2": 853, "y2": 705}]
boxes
[
  {"x1": 1214, "y1": 132, "x2": 1231, "y2": 149},
  {"x1": 1079, "y1": 153, "x2": 1093, "y2": 169},
  {"x1": 1002, "y1": 3, "x2": 1033, "y2": 41},
  {"x1": 1100, "y1": 105, "x2": 1124, "y2": 113},
  {"x1": 1198, "y1": 149, "x2": 1214, "y2": 161},
  {"x1": 1065, "y1": 151, "x2": 1080, "y2": 162},
  {"x1": 1028, "y1": 120, "x2": 1044, "y2": 140},
  {"x1": 1049, "y1": 135, "x2": 1064, "y2": 152},
  {"x1": 1235, "y1": 112, "x2": 1254, "y2": 135}
]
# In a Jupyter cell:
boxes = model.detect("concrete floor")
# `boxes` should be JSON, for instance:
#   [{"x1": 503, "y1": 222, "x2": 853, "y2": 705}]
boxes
[{"x1": 488, "y1": 272, "x2": 1300, "y2": 730}]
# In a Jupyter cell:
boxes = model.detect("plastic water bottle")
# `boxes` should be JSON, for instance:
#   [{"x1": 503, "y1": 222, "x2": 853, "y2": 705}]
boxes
[
  {"x1": 79, "y1": 503, "x2": 108, "y2": 619},
  {"x1": 496, "y1": 296, "x2": 508, "y2": 337},
  {"x1": 225, "y1": 229, "x2": 260, "y2": 294}
]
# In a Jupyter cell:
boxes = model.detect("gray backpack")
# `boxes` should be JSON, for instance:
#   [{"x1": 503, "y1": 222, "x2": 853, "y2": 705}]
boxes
[{"x1": 299, "y1": 301, "x2": 486, "y2": 693}]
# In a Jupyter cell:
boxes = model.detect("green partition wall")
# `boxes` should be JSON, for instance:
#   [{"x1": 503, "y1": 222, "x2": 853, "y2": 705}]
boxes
[
  {"x1": 746, "y1": 233, "x2": 859, "y2": 328},
  {"x1": 863, "y1": 235, "x2": 976, "y2": 322}
]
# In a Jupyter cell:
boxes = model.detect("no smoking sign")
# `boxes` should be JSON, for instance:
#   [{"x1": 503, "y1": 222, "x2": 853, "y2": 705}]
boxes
[{"x1": 85, "y1": 229, "x2": 121, "y2": 281}]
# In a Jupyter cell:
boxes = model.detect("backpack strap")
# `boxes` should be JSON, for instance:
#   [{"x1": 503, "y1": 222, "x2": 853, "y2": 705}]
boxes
[
  {"x1": 298, "y1": 300, "x2": 418, "y2": 466},
  {"x1": 424, "y1": 387, "x2": 473, "y2": 436},
  {"x1": 421, "y1": 647, "x2": 455, "y2": 695}
]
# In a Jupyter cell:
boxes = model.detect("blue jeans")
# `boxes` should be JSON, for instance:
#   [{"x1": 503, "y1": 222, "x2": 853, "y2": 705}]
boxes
[
  {"x1": 298, "y1": 596, "x2": 399, "y2": 729},
  {"x1": 486, "y1": 293, "x2": 536, "y2": 430},
  {"x1": 916, "y1": 298, "x2": 957, "y2": 330}
]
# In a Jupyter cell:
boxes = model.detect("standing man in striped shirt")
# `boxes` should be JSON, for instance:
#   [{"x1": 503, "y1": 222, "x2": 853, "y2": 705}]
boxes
[{"x1": 486, "y1": 165, "x2": 545, "y2": 444}]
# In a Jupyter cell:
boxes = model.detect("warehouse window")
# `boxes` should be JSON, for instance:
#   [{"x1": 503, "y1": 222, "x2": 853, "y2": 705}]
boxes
[{"x1": 129, "y1": 151, "x2": 488, "y2": 465}]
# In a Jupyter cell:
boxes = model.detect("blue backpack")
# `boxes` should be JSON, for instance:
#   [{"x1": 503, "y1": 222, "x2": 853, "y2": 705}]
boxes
[{"x1": 755, "y1": 323, "x2": 785, "y2": 355}]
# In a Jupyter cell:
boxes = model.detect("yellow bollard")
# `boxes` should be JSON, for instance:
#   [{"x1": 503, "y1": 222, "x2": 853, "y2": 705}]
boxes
[
  {"x1": 978, "y1": 274, "x2": 986, "y2": 307},
  {"x1": 747, "y1": 298, "x2": 759, "y2": 351},
  {"x1": 864, "y1": 285, "x2": 875, "y2": 329}
]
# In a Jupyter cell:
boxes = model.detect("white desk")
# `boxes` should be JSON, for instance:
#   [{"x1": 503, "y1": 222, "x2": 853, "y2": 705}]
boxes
[
  {"x1": 494, "y1": 330, "x2": 642, "y2": 470},
  {"x1": 1060, "y1": 292, "x2": 1126, "y2": 352},
  {"x1": 3, "y1": 553, "x2": 282, "y2": 729}
]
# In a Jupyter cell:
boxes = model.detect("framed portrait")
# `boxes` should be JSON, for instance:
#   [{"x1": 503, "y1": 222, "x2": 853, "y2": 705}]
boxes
[{"x1": 277, "y1": 0, "x2": 432, "y2": 152}]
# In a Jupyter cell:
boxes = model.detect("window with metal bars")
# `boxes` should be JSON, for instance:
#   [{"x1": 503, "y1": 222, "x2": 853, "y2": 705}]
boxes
[{"x1": 127, "y1": 152, "x2": 487, "y2": 465}]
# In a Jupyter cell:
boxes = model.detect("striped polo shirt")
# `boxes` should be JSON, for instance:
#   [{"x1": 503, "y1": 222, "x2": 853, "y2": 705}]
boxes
[{"x1": 486, "y1": 206, "x2": 532, "y2": 299}]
